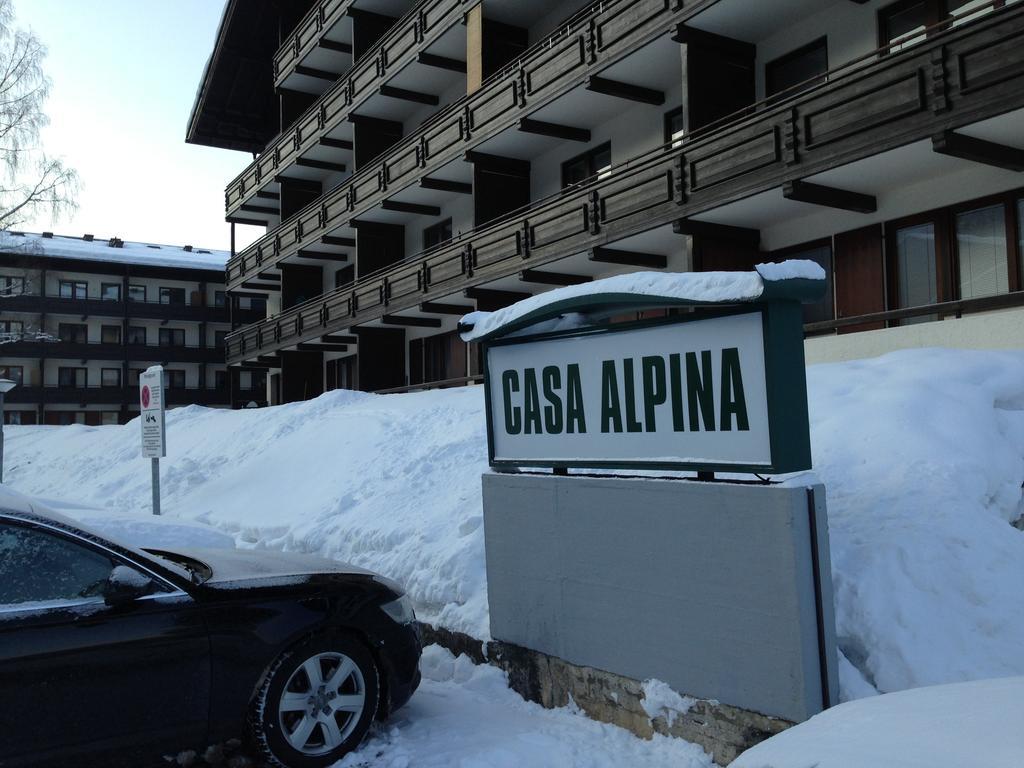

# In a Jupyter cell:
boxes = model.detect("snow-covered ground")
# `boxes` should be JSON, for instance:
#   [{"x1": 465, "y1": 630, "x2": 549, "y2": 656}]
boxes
[
  {"x1": 731, "y1": 675, "x2": 1024, "y2": 768},
  {"x1": 340, "y1": 645, "x2": 713, "y2": 768},
  {"x1": 5, "y1": 348, "x2": 1024, "y2": 705}
]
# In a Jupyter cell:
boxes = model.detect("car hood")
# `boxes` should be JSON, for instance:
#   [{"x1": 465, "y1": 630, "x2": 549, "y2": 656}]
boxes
[{"x1": 151, "y1": 546, "x2": 379, "y2": 590}]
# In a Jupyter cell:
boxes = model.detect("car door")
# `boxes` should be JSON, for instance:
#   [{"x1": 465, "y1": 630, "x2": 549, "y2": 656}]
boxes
[{"x1": 0, "y1": 517, "x2": 211, "y2": 767}]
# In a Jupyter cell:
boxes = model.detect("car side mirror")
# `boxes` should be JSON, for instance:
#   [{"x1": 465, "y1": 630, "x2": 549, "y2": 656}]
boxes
[{"x1": 103, "y1": 565, "x2": 154, "y2": 607}]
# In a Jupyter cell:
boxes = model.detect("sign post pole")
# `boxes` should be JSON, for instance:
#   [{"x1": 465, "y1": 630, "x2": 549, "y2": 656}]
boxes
[{"x1": 139, "y1": 365, "x2": 167, "y2": 515}]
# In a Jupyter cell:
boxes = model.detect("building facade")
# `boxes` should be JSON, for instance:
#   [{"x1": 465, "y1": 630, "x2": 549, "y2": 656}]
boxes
[
  {"x1": 189, "y1": 0, "x2": 1024, "y2": 403},
  {"x1": 0, "y1": 232, "x2": 266, "y2": 424}
]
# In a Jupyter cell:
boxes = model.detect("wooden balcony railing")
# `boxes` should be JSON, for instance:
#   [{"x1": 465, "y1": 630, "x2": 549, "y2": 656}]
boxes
[
  {"x1": 227, "y1": 0, "x2": 464, "y2": 219},
  {"x1": 224, "y1": 0, "x2": 723, "y2": 281},
  {"x1": 273, "y1": 0, "x2": 355, "y2": 88},
  {"x1": 226, "y1": 2, "x2": 1024, "y2": 363}
]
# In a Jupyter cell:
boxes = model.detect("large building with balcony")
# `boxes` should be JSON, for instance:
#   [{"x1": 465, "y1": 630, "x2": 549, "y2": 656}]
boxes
[
  {"x1": 0, "y1": 232, "x2": 267, "y2": 424},
  {"x1": 189, "y1": 0, "x2": 1024, "y2": 403}
]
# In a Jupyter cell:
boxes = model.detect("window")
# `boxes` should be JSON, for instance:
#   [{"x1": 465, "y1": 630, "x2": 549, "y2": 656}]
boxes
[
  {"x1": 57, "y1": 367, "x2": 88, "y2": 388},
  {"x1": 58, "y1": 323, "x2": 88, "y2": 343},
  {"x1": 5, "y1": 411, "x2": 28, "y2": 425},
  {"x1": 214, "y1": 370, "x2": 228, "y2": 390},
  {"x1": 561, "y1": 143, "x2": 611, "y2": 189},
  {"x1": 664, "y1": 107, "x2": 684, "y2": 148},
  {"x1": 239, "y1": 370, "x2": 266, "y2": 392},
  {"x1": 158, "y1": 328, "x2": 185, "y2": 347},
  {"x1": 765, "y1": 38, "x2": 828, "y2": 99},
  {"x1": 128, "y1": 284, "x2": 146, "y2": 303},
  {"x1": 893, "y1": 221, "x2": 939, "y2": 323},
  {"x1": 955, "y1": 204, "x2": 1008, "y2": 299},
  {"x1": 0, "y1": 522, "x2": 117, "y2": 606},
  {"x1": 127, "y1": 326, "x2": 146, "y2": 345},
  {"x1": 214, "y1": 330, "x2": 227, "y2": 348},
  {"x1": 214, "y1": 290, "x2": 226, "y2": 308},
  {"x1": 100, "y1": 368, "x2": 121, "y2": 388},
  {"x1": 1, "y1": 275, "x2": 25, "y2": 295},
  {"x1": 100, "y1": 283, "x2": 121, "y2": 301},
  {"x1": 1, "y1": 320, "x2": 24, "y2": 339},
  {"x1": 100, "y1": 412, "x2": 119, "y2": 426},
  {"x1": 52, "y1": 412, "x2": 87, "y2": 426},
  {"x1": 423, "y1": 218, "x2": 453, "y2": 250},
  {"x1": 164, "y1": 370, "x2": 186, "y2": 389},
  {"x1": 0, "y1": 365, "x2": 23, "y2": 385},
  {"x1": 101, "y1": 325, "x2": 122, "y2": 344},
  {"x1": 59, "y1": 280, "x2": 87, "y2": 299},
  {"x1": 128, "y1": 369, "x2": 145, "y2": 386},
  {"x1": 159, "y1": 287, "x2": 186, "y2": 305}
]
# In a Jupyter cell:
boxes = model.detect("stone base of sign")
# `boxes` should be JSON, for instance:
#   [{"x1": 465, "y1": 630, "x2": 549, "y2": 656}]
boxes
[
  {"x1": 420, "y1": 623, "x2": 791, "y2": 765},
  {"x1": 481, "y1": 472, "x2": 839, "y2": 724}
]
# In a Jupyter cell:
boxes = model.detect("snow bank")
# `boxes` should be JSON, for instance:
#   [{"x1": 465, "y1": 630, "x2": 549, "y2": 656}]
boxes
[
  {"x1": 336, "y1": 645, "x2": 714, "y2": 768},
  {"x1": 730, "y1": 675, "x2": 1024, "y2": 768},
  {"x1": 5, "y1": 348, "x2": 1024, "y2": 701}
]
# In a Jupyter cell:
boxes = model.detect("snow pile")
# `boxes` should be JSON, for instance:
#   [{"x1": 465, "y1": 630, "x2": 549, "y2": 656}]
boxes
[
  {"x1": 641, "y1": 678, "x2": 697, "y2": 727},
  {"x1": 337, "y1": 645, "x2": 714, "y2": 768},
  {"x1": 5, "y1": 348, "x2": 1024, "y2": 701},
  {"x1": 730, "y1": 675, "x2": 1024, "y2": 768}
]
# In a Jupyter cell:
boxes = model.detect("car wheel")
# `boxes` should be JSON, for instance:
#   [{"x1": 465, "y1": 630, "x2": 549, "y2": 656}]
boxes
[{"x1": 251, "y1": 633, "x2": 379, "y2": 768}]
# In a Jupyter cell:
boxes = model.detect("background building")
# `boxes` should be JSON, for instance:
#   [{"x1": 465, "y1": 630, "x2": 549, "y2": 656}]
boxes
[
  {"x1": 189, "y1": 0, "x2": 1024, "y2": 404},
  {"x1": 0, "y1": 232, "x2": 266, "y2": 424}
]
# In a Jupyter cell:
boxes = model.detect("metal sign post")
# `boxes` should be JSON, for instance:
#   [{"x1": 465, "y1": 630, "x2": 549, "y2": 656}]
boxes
[{"x1": 139, "y1": 365, "x2": 167, "y2": 515}]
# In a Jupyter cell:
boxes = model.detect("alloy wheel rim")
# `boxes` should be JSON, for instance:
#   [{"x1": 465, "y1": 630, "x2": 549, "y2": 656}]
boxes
[{"x1": 277, "y1": 651, "x2": 366, "y2": 755}]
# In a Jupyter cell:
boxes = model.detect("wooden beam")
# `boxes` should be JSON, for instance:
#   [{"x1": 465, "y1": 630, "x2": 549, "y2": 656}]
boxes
[
  {"x1": 420, "y1": 176, "x2": 473, "y2": 194},
  {"x1": 932, "y1": 130, "x2": 1024, "y2": 172},
  {"x1": 227, "y1": 215, "x2": 269, "y2": 227},
  {"x1": 586, "y1": 75, "x2": 664, "y2": 105},
  {"x1": 240, "y1": 204, "x2": 278, "y2": 216},
  {"x1": 419, "y1": 301, "x2": 474, "y2": 315},
  {"x1": 295, "y1": 64, "x2": 343, "y2": 82},
  {"x1": 381, "y1": 314, "x2": 443, "y2": 328},
  {"x1": 589, "y1": 247, "x2": 667, "y2": 269},
  {"x1": 319, "y1": 38, "x2": 353, "y2": 54},
  {"x1": 671, "y1": 24, "x2": 756, "y2": 58},
  {"x1": 297, "y1": 343, "x2": 349, "y2": 352},
  {"x1": 296, "y1": 249, "x2": 349, "y2": 261},
  {"x1": 463, "y1": 286, "x2": 530, "y2": 304},
  {"x1": 322, "y1": 235, "x2": 356, "y2": 247},
  {"x1": 417, "y1": 52, "x2": 466, "y2": 73},
  {"x1": 673, "y1": 218, "x2": 761, "y2": 248},
  {"x1": 256, "y1": 356, "x2": 282, "y2": 367},
  {"x1": 255, "y1": 190, "x2": 280, "y2": 200},
  {"x1": 240, "y1": 281, "x2": 280, "y2": 291},
  {"x1": 381, "y1": 199, "x2": 442, "y2": 217},
  {"x1": 322, "y1": 334, "x2": 357, "y2": 344},
  {"x1": 517, "y1": 118, "x2": 591, "y2": 143},
  {"x1": 274, "y1": 175, "x2": 323, "y2": 192},
  {"x1": 519, "y1": 269, "x2": 592, "y2": 286},
  {"x1": 257, "y1": 271, "x2": 281, "y2": 281},
  {"x1": 782, "y1": 180, "x2": 877, "y2": 213},
  {"x1": 463, "y1": 150, "x2": 530, "y2": 175},
  {"x1": 295, "y1": 157, "x2": 347, "y2": 173},
  {"x1": 319, "y1": 137, "x2": 353, "y2": 151},
  {"x1": 379, "y1": 84, "x2": 439, "y2": 106}
]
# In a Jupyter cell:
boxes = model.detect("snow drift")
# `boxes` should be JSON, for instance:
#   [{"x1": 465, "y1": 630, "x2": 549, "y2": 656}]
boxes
[{"x1": 5, "y1": 348, "x2": 1024, "y2": 702}]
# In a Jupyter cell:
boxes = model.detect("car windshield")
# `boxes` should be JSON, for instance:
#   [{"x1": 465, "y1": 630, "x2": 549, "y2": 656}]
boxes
[{"x1": 143, "y1": 549, "x2": 213, "y2": 585}]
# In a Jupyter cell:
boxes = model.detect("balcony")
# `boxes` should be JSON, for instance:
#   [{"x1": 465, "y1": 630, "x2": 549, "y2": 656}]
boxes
[
  {"x1": 2, "y1": 339, "x2": 226, "y2": 364},
  {"x1": 226, "y1": 0, "x2": 466, "y2": 225},
  {"x1": 226, "y1": 2, "x2": 1024, "y2": 363},
  {"x1": 5, "y1": 385, "x2": 232, "y2": 407},
  {"x1": 0, "y1": 293, "x2": 242, "y2": 323}
]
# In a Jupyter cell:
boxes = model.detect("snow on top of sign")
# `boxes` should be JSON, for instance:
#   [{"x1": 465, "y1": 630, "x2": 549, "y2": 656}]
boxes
[
  {"x1": 459, "y1": 261, "x2": 824, "y2": 341},
  {"x1": 1, "y1": 231, "x2": 228, "y2": 271}
]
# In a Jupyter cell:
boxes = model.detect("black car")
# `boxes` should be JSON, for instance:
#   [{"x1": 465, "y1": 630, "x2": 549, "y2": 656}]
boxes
[{"x1": 0, "y1": 494, "x2": 421, "y2": 768}]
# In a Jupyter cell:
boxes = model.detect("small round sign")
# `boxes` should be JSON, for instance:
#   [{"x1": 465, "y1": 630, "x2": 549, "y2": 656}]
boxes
[{"x1": 141, "y1": 385, "x2": 151, "y2": 409}]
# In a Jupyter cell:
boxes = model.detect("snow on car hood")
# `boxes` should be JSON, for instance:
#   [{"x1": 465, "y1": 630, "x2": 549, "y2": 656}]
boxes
[{"x1": 161, "y1": 546, "x2": 379, "y2": 589}]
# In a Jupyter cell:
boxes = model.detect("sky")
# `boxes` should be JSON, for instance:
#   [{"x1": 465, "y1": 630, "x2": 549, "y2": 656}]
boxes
[{"x1": 14, "y1": 0, "x2": 264, "y2": 252}]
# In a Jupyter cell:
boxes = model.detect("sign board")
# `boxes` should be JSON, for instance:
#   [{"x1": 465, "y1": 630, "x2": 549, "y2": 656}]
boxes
[
  {"x1": 483, "y1": 304, "x2": 812, "y2": 474},
  {"x1": 139, "y1": 365, "x2": 166, "y2": 459}
]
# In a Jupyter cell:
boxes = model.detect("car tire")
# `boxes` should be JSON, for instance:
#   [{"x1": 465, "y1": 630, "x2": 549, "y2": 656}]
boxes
[{"x1": 250, "y1": 633, "x2": 380, "y2": 768}]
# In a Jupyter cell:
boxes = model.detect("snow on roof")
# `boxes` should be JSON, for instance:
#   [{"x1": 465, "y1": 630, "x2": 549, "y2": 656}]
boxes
[
  {"x1": 459, "y1": 260, "x2": 826, "y2": 342},
  {"x1": 1, "y1": 231, "x2": 229, "y2": 272}
]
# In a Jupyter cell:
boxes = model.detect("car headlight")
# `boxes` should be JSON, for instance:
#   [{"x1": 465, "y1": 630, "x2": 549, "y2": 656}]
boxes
[{"x1": 381, "y1": 594, "x2": 416, "y2": 625}]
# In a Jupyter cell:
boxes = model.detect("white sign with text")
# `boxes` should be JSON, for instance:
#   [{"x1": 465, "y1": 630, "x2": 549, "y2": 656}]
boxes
[{"x1": 139, "y1": 365, "x2": 166, "y2": 459}]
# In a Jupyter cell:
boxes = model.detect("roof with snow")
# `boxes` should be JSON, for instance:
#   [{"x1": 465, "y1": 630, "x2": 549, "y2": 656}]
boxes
[
  {"x1": 459, "y1": 260, "x2": 827, "y2": 342},
  {"x1": 0, "y1": 231, "x2": 229, "y2": 272}
]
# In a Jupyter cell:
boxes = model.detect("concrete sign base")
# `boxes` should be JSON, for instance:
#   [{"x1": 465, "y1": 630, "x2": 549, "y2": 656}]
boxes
[{"x1": 482, "y1": 473, "x2": 838, "y2": 723}]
